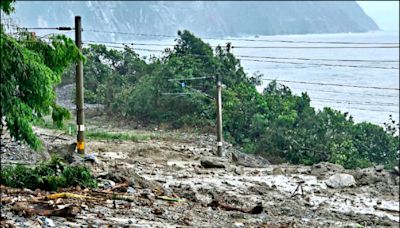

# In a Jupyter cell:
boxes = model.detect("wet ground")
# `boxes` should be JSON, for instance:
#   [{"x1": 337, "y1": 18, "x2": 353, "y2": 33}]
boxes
[{"x1": 1, "y1": 125, "x2": 399, "y2": 227}]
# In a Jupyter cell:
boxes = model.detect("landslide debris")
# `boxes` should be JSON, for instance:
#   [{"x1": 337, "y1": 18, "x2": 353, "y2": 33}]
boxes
[{"x1": 1, "y1": 126, "x2": 399, "y2": 227}]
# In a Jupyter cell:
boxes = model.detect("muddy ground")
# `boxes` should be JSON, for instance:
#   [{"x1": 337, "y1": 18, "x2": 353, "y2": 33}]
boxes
[{"x1": 1, "y1": 122, "x2": 399, "y2": 227}]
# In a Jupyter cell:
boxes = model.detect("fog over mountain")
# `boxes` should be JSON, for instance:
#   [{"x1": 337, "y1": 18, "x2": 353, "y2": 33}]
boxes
[{"x1": 12, "y1": 1, "x2": 379, "y2": 40}]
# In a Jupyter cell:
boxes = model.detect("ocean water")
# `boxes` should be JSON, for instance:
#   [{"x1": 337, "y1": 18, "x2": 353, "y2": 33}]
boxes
[{"x1": 131, "y1": 31, "x2": 399, "y2": 126}]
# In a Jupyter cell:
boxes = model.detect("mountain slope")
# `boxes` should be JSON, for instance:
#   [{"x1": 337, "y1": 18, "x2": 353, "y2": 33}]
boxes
[{"x1": 12, "y1": 1, "x2": 379, "y2": 40}]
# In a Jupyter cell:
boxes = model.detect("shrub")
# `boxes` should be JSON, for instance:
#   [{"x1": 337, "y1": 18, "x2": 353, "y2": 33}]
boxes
[{"x1": 0, "y1": 156, "x2": 97, "y2": 191}]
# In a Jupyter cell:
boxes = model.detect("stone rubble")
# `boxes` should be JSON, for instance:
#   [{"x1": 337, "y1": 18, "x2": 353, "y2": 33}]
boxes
[{"x1": 1, "y1": 126, "x2": 399, "y2": 227}]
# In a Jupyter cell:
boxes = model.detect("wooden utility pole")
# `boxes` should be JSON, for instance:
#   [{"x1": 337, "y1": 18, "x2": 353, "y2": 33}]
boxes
[
  {"x1": 75, "y1": 16, "x2": 85, "y2": 154},
  {"x1": 216, "y1": 74, "x2": 224, "y2": 157}
]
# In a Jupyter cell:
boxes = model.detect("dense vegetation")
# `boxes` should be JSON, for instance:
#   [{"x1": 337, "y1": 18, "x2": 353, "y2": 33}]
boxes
[
  {"x1": 61, "y1": 31, "x2": 399, "y2": 169},
  {"x1": 1, "y1": 1, "x2": 83, "y2": 150},
  {"x1": 0, "y1": 156, "x2": 97, "y2": 191},
  {"x1": 1, "y1": 1, "x2": 398, "y2": 169}
]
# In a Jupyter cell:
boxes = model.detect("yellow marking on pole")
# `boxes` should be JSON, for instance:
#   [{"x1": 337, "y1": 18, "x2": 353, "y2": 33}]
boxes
[{"x1": 77, "y1": 141, "x2": 84, "y2": 151}]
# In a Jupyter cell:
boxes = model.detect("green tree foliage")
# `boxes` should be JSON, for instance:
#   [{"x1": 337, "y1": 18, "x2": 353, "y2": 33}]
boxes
[
  {"x1": 1, "y1": 3, "x2": 83, "y2": 149},
  {"x1": 0, "y1": 0, "x2": 15, "y2": 15},
  {"x1": 62, "y1": 30, "x2": 399, "y2": 169}
]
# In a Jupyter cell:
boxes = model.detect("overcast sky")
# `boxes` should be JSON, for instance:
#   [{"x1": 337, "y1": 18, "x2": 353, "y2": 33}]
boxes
[{"x1": 357, "y1": 1, "x2": 399, "y2": 31}]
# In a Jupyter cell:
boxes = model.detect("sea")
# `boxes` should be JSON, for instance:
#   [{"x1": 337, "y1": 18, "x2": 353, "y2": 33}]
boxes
[{"x1": 131, "y1": 31, "x2": 399, "y2": 126}]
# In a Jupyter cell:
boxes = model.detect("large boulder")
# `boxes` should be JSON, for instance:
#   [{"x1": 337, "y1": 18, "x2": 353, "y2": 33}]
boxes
[
  {"x1": 231, "y1": 152, "x2": 270, "y2": 168},
  {"x1": 200, "y1": 156, "x2": 227, "y2": 168},
  {"x1": 311, "y1": 162, "x2": 344, "y2": 177},
  {"x1": 351, "y1": 167, "x2": 395, "y2": 186},
  {"x1": 325, "y1": 173, "x2": 356, "y2": 188}
]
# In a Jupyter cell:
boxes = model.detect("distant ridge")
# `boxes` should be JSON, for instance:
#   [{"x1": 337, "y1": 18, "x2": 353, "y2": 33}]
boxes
[{"x1": 12, "y1": 1, "x2": 379, "y2": 40}]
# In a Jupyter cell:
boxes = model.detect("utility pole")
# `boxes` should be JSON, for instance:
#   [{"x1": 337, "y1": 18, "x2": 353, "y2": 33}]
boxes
[
  {"x1": 216, "y1": 74, "x2": 224, "y2": 157},
  {"x1": 75, "y1": 16, "x2": 85, "y2": 154}
]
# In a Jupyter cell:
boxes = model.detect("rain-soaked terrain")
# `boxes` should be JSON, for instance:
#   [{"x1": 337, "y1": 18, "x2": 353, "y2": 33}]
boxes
[{"x1": 1, "y1": 124, "x2": 399, "y2": 227}]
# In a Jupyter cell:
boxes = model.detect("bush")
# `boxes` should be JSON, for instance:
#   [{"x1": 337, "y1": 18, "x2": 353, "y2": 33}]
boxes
[{"x1": 0, "y1": 156, "x2": 97, "y2": 191}]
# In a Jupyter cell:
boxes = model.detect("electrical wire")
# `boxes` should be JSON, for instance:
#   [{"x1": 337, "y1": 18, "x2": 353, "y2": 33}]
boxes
[
  {"x1": 83, "y1": 29, "x2": 399, "y2": 45},
  {"x1": 82, "y1": 43, "x2": 399, "y2": 70},
  {"x1": 240, "y1": 58, "x2": 398, "y2": 70},
  {"x1": 312, "y1": 98, "x2": 398, "y2": 107},
  {"x1": 282, "y1": 87, "x2": 398, "y2": 98},
  {"x1": 83, "y1": 39, "x2": 399, "y2": 49},
  {"x1": 262, "y1": 78, "x2": 400, "y2": 91},
  {"x1": 167, "y1": 76, "x2": 214, "y2": 81},
  {"x1": 231, "y1": 45, "x2": 399, "y2": 49},
  {"x1": 236, "y1": 55, "x2": 399, "y2": 63},
  {"x1": 22, "y1": 27, "x2": 74, "y2": 31},
  {"x1": 85, "y1": 40, "x2": 174, "y2": 47},
  {"x1": 311, "y1": 105, "x2": 397, "y2": 113}
]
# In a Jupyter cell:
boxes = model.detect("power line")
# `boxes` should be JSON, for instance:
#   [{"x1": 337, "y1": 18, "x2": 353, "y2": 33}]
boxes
[
  {"x1": 84, "y1": 39, "x2": 399, "y2": 49},
  {"x1": 262, "y1": 78, "x2": 400, "y2": 91},
  {"x1": 80, "y1": 43, "x2": 399, "y2": 91},
  {"x1": 82, "y1": 44, "x2": 164, "y2": 53},
  {"x1": 85, "y1": 40, "x2": 173, "y2": 47},
  {"x1": 237, "y1": 55, "x2": 399, "y2": 63},
  {"x1": 83, "y1": 29, "x2": 399, "y2": 45},
  {"x1": 167, "y1": 76, "x2": 214, "y2": 81},
  {"x1": 232, "y1": 45, "x2": 399, "y2": 49},
  {"x1": 85, "y1": 42, "x2": 400, "y2": 64},
  {"x1": 161, "y1": 92, "x2": 198, "y2": 96},
  {"x1": 224, "y1": 38, "x2": 399, "y2": 45},
  {"x1": 240, "y1": 58, "x2": 399, "y2": 70},
  {"x1": 21, "y1": 27, "x2": 74, "y2": 31},
  {"x1": 312, "y1": 98, "x2": 398, "y2": 107},
  {"x1": 284, "y1": 87, "x2": 398, "y2": 98},
  {"x1": 83, "y1": 43, "x2": 399, "y2": 70},
  {"x1": 312, "y1": 104, "x2": 397, "y2": 113},
  {"x1": 168, "y1": 79, "x2": 213, "y2": 99},
  {"x1": 84, "y1": 29, "x2": 176, "y2": 38}
]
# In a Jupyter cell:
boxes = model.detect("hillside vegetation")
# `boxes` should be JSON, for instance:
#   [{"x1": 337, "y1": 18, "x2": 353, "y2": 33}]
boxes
[
  {"x1": 13, "y1": 1, "x2": 378, "y2": 39},
  {"x1": 61, "y1": 30, "x2": 399, "y2": 169}
]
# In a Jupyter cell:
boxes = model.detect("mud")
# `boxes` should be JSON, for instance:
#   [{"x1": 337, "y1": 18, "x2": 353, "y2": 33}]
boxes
[{"x1": 1, "y1": 125, "x2": 399, "y2": 227}]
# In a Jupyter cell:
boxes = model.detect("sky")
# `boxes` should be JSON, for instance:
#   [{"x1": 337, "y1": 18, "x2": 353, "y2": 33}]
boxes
[{"x1": 357, "y1": 1, "x2": 399, "y2": 31}]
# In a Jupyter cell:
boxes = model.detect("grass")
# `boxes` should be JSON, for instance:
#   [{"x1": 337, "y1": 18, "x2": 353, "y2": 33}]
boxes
[
  {"x1": 33, "y1": 116, "x2": 196, "y2": 143},
  {"x1": 86, "y1": 130, "x2": 149, "y2": 142}
]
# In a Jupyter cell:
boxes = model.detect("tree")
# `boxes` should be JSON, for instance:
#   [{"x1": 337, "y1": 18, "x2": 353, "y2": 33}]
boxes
[
  {"x1": 59, "y1": 29, "x2": 399, "y2": 169},
  {"x1": 1, "y1": 3, "x2": 84, "y2": 149}
]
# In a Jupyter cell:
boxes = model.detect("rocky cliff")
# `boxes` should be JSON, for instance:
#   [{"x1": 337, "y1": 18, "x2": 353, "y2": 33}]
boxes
[{"x1": 12, "y1": 1, "x2": 379, "y2": 40}]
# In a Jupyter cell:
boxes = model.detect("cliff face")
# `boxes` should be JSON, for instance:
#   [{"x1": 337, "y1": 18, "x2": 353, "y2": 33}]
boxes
[{"x1": 12, "y1": 1, "x2": 379, "y2": 40}]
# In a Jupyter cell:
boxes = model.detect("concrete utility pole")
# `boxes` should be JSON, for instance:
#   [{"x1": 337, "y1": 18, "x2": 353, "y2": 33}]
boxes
[
  {"x1": 75, "y1": 16, "x2": 85, "y2": 154},
  {"x1": 216, "y1": 74, "x2": 224, "y2": 157}
]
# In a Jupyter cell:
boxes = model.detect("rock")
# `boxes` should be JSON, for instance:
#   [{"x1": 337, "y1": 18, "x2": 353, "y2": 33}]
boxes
[
  {"x1": 393, "y1": 166, "x2": 399, "y2": 175},
  {"x1": 103, "y1": 180, "x2": 115, "y2": 189},
  {"x1": 200, "y1": 157, "x2": 227, "y2": 168},
  {"x1": 169, "y1": 183, "x2": 199, "y2": 202},
  {"x1": 127, "y1": 187, "x2": 136, "y2": 194},
  {"x1": 234, "y1": 167, "x2": 244, "y2": 175},
  {"x1": 231, "y1": 152, "x2": 270, "y2": 168},
  {"x1": 311, "y1": 162, "x2": 344, "y2": 177},
  {"x1": 140, "y1": 189, "x2": 155, "y2": 201},
  {"x1": 375, "y1": 165, "x2": 384, "y2": 172},
  {"x1": 130, "y1": 173, "x2": 164, "y2": 193},
  {"x1": 39, "y1": 217, "x2": 55, "y2": 227},
  {"x1": 84, "y1": 153, "x2": 97, "y2": 163},
  {"x1": 152, "y1": 208, "x2": 164, "y2": 215},
  {"x1": 272, "y1": 167, "x2": 284, "y2": 175},
  {"x1": 351, "y1": 168, "x2": 384, "y2": 186},
  {"x1": 325, "y1": 173, "x2": 356, "y2": 188},
  {"x1": 97, "y1": 172, "x2": 128, "y2": 183}
]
